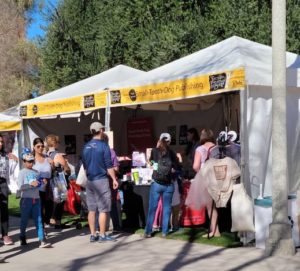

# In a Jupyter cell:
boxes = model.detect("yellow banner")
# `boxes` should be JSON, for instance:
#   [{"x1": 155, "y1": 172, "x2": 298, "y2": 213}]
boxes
[
  {"x1": 0, "y1": 121, "x2": 21, "y2": 131},
  {"x1": 20, "y1": 91, "x2": 107, "y2": 118},
  {"x1": 109, "y1": 68, "x2": 245, "y2": 106}
]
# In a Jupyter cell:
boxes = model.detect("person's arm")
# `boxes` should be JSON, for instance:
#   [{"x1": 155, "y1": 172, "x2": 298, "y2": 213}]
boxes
[
  {"x1": 111, "y1": 149, "x2": 119, "y2": 173},
  {"x1": 54, "y1": 154, "x2": 71, "y2": 174},
  {"x1": 193, "y1": 148, "x2": 202, "y2": 173},
  {"x1": 107, "y1": 168, "x2": 118, "y2": 189},
  {"x1": 18, "y1": 171, "x2": 37, "y2": 191},
  {"x1": 8, "y1": 153, "x2": 18, "y2": 162},
  {"x1": 103, "y1": 144, "x2": 118, "y2": 189}
]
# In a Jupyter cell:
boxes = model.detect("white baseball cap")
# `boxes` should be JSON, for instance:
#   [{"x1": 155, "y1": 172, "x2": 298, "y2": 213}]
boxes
[
  {"x1": 159, "y1": 133, "x2": 171, "y2": 142},
  {"x1": 90, "y1": 122, "x2": 105, "y2": 133}
]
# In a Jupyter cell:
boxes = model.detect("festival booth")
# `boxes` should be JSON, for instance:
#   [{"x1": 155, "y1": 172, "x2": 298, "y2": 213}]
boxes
[
  {"x1": 105, "y1": 36, "x2": 300, "y2": 244},
  {"x1": 0, "y1": 106, "x2": 21, "y2": 192},
  {"x1": 19, "y1": 65, "x2": 145, "y2": 166}
]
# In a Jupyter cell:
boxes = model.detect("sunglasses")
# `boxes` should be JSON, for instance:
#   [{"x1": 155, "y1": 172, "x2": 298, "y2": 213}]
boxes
[{"x1": 35, "y1": 145, "x2": 44, "y2": 149}]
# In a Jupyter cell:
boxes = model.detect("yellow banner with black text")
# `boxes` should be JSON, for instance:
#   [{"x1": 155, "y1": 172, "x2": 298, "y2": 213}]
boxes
[
  {"x1": 20, "y1": 92, "x2": 107, "y2": 119},
  {"x1": 109, "y1": 68, "x2": 245, "y2": 106}
]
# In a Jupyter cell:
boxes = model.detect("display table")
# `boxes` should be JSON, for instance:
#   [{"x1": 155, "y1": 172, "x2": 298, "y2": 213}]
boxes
[{"x1": 254, "y1": 195, "x2": 300, "y2": 249}]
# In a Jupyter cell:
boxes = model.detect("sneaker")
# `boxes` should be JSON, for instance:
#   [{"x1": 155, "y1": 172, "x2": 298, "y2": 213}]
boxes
[
  {"x1": 90, "y1": 234, "x2": 99, "y2": 243},
  {"x1": 39, "y1": 240, "x2": 51, "y2": 248},
  {"x1": 143, "y1": 233, "x2": 152, "y2": 238},
  {"x1": 20, "y1": 236, "x2": 27, "y2": 246},
  {"x1": 161, "y1": 233, "x2": 167, "y2": 238},
  {"x1": 3, "y1": 235, "x2": 13, "y2": 245},
  {"x1": 0, "y1": 256, "x2": 5, "y2": 263},
  {"x1": 98, "y1": 235, "x2": 117, "y2": 242}
]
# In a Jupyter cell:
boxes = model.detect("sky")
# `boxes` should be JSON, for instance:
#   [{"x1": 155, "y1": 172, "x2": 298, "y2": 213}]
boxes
[{"x1": 26, "y1": 0, "x2": 58, "y2": 40}]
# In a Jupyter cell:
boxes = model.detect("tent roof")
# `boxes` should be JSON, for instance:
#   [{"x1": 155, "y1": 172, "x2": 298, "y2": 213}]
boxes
[
  {"x1": 111, "y1": 36, "x2": 300, "y2": 89},
  {"x1": 0, "y1": 106, "x2": 21, "y2": 131},
  {"x1": 21, "y1": 65, "x2": 145, "y2": 106}
]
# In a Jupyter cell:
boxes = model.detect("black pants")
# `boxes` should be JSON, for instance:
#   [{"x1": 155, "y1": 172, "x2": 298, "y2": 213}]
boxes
[
  {"x1": 39, "y1": 191, "x2": 53, "y2": 225},
  {"x1": 0, "y1": 182, "x2": 9, "y2": 236},
  {"x1": 52, "y1": 202, "x2": 64, "y2": 222}
]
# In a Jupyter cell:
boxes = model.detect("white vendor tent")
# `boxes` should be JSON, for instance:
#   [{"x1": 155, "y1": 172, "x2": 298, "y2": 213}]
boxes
[
  {"x1": 0, "y1": 106, "x2": 21, "y2": 192},
  {"x1": 19, "y1": 65, "x2": 145, "y2": 164},
  {"x1": 0, "y1": 106, "x2": 21, "y2": 132},
  {"x1": 106, "y1": 36, "x2": 300, "y2": 198}
]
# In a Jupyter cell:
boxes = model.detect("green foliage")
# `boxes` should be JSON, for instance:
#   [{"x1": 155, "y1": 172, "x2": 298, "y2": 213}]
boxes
[
  {"x1": 40, "y1": 0, "x2": 300, "y2": 93},
  {"x1": 8, "y1": 194, "x2": 20, "y2": 217}
]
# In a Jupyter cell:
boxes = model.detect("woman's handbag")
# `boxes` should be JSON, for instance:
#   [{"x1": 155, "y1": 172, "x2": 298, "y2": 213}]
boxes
[
  {"x1": 76, "y1": 165, "x2": 88, "y2": 187},
  {"x1": 231, "y1": 183, "x2": 255, "y2": 232}
]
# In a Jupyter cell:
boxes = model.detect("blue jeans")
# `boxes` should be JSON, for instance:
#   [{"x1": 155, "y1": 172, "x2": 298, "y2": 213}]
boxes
[
  {"x1": 20, "y1": 198, "x2": 44, "y2": 241},
  {"x1": 145, "y1": 181, "x2": 174, "y2": 235}
]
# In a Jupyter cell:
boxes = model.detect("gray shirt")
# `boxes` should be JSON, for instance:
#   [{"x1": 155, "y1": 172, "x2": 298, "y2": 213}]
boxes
[
  {"x1": 18, "y1": 168, "x2": 40, "y2": 199},
  {"x1": 33, "y1": 158, "x2": 52, "y2": 192}
]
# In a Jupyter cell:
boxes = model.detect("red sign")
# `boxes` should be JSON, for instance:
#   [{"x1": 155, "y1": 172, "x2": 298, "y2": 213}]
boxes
[{"x1": 127, "y1": 117, "x2": 154, "y2": 154}]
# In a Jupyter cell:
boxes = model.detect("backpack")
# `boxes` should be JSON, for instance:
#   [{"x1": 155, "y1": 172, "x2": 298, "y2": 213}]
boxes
[{"x1": 152, "y1": 149, "x2": 173, "y2": 184}]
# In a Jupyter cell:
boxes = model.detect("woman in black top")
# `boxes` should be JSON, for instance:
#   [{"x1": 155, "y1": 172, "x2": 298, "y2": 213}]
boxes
[{"x1": 144, "y1": 133, "x2": 179, "y2": 238}]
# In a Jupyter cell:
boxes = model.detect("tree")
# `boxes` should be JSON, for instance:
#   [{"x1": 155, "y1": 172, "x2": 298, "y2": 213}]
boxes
[
  {"x1": 0, "y1": 0, "x2": 39, "y2": 110},
  {"x1": 39, "y1": 0, "x2": 300, "y2": 93},
  {"x1": 40, "y1": 0, "x2": 211, "y2": 92}
]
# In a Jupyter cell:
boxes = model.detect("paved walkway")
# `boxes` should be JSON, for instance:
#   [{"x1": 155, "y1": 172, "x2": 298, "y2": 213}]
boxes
[{"x1": 1, "y1": 216, "x2": 300, "y2": 271}]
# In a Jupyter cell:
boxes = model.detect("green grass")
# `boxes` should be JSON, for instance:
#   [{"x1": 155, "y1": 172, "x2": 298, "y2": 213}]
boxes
[
  {"x1": 135, "y1": 227, "x2": 242, "y2": 248},
  {"x1": 8, "y1": 194, "x2": 84, "y2": 226},
  {"x1": 8, "y1": 194, "x2": 20, "y2": 216},
  {"x1": 9, "y1": 195, "x2": 240, "y2": 247}
]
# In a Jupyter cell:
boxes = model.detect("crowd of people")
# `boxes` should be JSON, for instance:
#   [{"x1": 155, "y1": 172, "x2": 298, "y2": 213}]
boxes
[{"x1": 0, "y1": 122, "x2": 230, "y2": 263}]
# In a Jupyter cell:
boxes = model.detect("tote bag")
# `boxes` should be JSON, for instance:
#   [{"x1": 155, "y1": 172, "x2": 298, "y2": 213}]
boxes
[
  {"x1": 76, "y1": 164, "x2": 88, "y2": 187},
  {"x1": 231, "y1": 183, "x2": 255, "y2": 232}
]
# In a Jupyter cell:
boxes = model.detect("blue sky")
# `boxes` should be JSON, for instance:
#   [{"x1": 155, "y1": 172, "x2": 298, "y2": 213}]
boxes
[{"x1": 26, "y1": 0, "x2": 58, "y2": 40}]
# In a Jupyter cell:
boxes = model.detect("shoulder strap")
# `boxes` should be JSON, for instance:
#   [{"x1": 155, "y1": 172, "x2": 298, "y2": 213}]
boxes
[
  {"x1": 205, "y1": 145, "x2": 214, "y2": 162},
  {"x1": 48, "y1": 150, "x2": 57, "y2": 160}
]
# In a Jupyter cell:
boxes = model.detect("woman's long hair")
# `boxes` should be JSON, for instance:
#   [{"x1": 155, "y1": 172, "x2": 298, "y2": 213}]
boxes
[
  {"x1": 0, "y1": 134, "x2": 5, "y2": 155},
  {"x1": 45, "y1": 134, "x2": 59, "y2": 152},
  {"x1": 200, "y1": 128, "x2": 215, "y2": 145},
  {"x1": 157, "y1": 138, "x2": 169, "y2": 155},
  {"x1": 185, "y1": 128, "x2": 200, "y2": 155},
  {"x1": 32, "y1": 137, "x2": 44, "y2": 156}
]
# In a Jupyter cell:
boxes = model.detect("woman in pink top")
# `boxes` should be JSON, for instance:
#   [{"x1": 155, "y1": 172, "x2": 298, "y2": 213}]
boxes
[{"x1": 192, "y1": 128, "x2": 220, "y2": 237}]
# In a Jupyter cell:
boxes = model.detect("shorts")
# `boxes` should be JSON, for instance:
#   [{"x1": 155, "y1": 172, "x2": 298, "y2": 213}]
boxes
[{"x1": 86, "y1": 178, "x2": 111, "y2": 213}]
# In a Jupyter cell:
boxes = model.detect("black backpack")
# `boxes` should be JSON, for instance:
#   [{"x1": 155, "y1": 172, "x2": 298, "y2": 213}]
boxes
[{"x1": 152, "y1": 149, "x2": 173, "y2": 184}]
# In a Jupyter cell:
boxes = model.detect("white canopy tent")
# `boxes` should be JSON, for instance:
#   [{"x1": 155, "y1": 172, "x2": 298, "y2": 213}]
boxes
[
  {"x1": 0, "y1": 106, "x2": 21, "y2": 192},
  {"x1": 20, "y1": 65, "x2": 145, "y2": 164},
  {"x1": 107, "y1": 36, "x2": 300, "y2": 198},
  {"x1": 0, "y1": 106, "x2": 21, "y2": 132}
]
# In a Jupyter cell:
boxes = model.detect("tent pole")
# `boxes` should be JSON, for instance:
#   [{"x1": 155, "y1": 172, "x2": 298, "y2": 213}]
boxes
[
  {"x1": 105, "y1": 88, "x2": 111, "y2": 132},
  {"x1": 239, "y1": 85, "x2": 251, "y2": 196}
]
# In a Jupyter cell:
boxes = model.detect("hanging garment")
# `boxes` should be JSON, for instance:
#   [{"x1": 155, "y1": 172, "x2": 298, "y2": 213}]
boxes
[{"x1": 202, "y1": 157, "x2": 240, "y2": 208}]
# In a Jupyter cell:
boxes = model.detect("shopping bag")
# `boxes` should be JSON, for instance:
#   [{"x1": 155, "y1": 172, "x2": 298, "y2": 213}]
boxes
[
  {"x1": 231, "y1": 183, "x2": 255, "y2": 232},
  {"x1": 76, "y1": 164, "x2": 88, "y2": 187}
]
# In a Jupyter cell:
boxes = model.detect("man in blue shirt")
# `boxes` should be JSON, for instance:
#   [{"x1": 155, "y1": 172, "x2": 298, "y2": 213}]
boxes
[{"x1": 82, "y1": 122, "x2": 118, "y2": 242}]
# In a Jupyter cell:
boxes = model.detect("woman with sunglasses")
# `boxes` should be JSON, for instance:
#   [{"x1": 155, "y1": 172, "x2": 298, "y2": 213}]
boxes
[
  {"x1": 0, "y1": 134, "x2": 18, "y2": 246},
  {"x1": 32, "y1": 138, "x2": 53, "y2": 229}
]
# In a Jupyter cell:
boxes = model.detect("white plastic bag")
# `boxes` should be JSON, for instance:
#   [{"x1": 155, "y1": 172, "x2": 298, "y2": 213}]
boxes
[
  {"x1": 231, "y1": 183, "x2": 255, "y2": 232},
  {"x1": 76, "y1": 164, "x2": 88, "y2": 187}
]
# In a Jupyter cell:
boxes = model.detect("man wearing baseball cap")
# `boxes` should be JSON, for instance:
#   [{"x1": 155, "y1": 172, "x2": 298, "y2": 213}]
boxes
[{"x1": 82, "y1": 122, "x2": 118, "y2": 242}]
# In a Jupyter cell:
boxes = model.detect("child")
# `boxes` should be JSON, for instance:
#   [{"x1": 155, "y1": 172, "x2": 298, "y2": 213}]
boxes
[{"x1": 18, "y1": 148, "x2": 51, "y2": 248}]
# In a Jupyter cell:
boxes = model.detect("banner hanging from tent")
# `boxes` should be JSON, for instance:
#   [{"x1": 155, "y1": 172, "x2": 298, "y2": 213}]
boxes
[
  {"x1": 0, "y1": 121, "x2": 21, "y2": 131},
  {"x1": 20, "y1": 91, "x2": 107, "y2": 119},
  {"x1": 109, "y1": 68, "x2": 245, "y2": 107}
]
